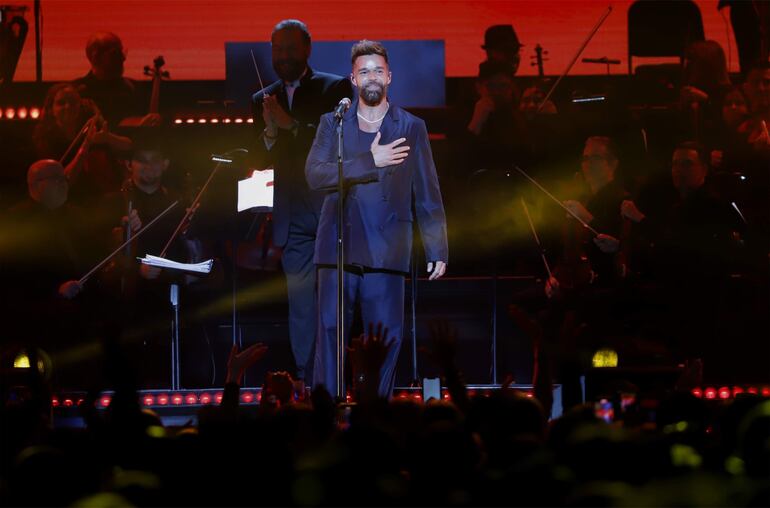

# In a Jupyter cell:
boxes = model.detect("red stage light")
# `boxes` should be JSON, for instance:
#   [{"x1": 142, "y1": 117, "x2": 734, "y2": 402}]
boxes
[
  {"x1": 185, "y1": 393, "x2": 198, "y2": 404},
  {"x1": 185, "y1": 118, "x2": 194, "y2": 124},
  {"x1": 171, "y1": 394, "x2": 184, "y2": 405},
  {"x1": 704, "y1": 387, "x2": 717, "y2": 400},
  {"x1": 198, "y1": 118, "x2": 207, "y2": 123},
  {"x1": 257, "y1": 391, "x2": 262, "y2": 402},
  {"x1": 215, "y1": 392, "x2": 223, "y2": 404},
  {"x1": 762, "y1": 387, "x2": 770, "y2": 397},
  {"x1": 718, "y1": 387, "x2": 731, "y2": 399},
  {"x1": 29, "y1": 107, "x2": 40, "y2": 119},
  {"x1": 223, "y1": 118, "x2": 232, "y2": 123},
  {"x1": 156, "y1": 394, "x2": 169, "y2": 405},
  {"x1": 5, "y1": 108, "x2": 16, "y2": 119},
  {"x1": 99, "y1": 396, "x2": 111, "y2": 407},
  {"x1": 174, "y1": 118, "x2": 183, "y2": 124},
  {"x1": 691, "y1": 388, "x2": 703, "y2": 398},
  {"x1": 143, "y1": 395, "x2": 155, "y2": 406},
  {"x1": 77, "y1": 398, "x2": 84, "y2": 406},
  {"x1": 18, "y1": 108, "x2": 28, "y2": 119},
  {"x1": 210, "y1": 118, "x2": 219, "y2": 124},
  {"x1": 234, "y1": 118, "x2": 243, "y2": 123},
  {"x1": 241, "y1": 392, "x2": 254, "y2": 403},
  {"x1": 747, "y1": 386, "x2": 758, "y2": 395},
  {"x1": 732, "y1": 386, "x2": 744, "y2": 397},
  {"x1": 51, "y1": 396, "x2": 59, "y2": 407},
  {"x1": 246, "y1": 118, "x2": 254, "y2": 123},
  {"x1": 443, "y1": 393, "x2": 451, "y2": 400},
  {"x1": 413, "y1": 393, "x2": 422, "y2": 401},
  {"x1": 199, "y1": 393, "x2": 212, "y2": 404},
  {"x1": 63, "y1": 398, "x2": 73, "y2": 407}
]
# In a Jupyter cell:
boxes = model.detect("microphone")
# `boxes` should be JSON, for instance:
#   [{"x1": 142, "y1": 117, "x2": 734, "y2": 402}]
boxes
[{"x1": 334, "y1": 98, "x2": 352, "y2": 119}]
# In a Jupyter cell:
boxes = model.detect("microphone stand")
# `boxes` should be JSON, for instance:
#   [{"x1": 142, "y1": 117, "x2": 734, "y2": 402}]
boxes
[{"x1": 335, "y1": 114, "x2": 346, "y2": 401}]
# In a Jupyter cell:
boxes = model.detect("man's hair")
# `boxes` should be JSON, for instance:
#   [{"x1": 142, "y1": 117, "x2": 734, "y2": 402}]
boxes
[
  {"x1": 85, "y1": 32, "x2": 121, "y2": 62},
  {"x1": 272, "y1": 19, "x2": 311, "y2": 45},
  {"x1": 675, "y1": 140, "x2": 708, "y2": 166},
  {"x1": 351, "y1": 40, "x2": 388, "y2": 66}
]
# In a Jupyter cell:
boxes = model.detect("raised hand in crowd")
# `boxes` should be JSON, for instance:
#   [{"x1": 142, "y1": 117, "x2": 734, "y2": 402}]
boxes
[
  {"x1": 225, "y1": 342, "x2": 268, "y2": 386},
  {"x1": 348, "y1": 322, "x2": 393, "y2": 401},
  {"x1": 370, "y1": 132, "x2": 410, "y2": 167},
  {"x1": 421, "y1": 320, "x2": 469, "y2": 411}
]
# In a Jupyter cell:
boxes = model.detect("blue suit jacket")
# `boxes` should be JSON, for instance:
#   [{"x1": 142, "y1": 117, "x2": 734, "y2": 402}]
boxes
[
  {"x1": 305, "y1": 100, "x2": 448, "y2": 273},
  {"x1": 251, "y1": 68, "x2": 352, "y2": 246}
]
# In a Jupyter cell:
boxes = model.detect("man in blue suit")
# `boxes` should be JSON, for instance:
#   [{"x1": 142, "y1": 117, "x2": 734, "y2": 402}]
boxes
[
  {"x1": 251, "y1": 20, "x2": 352, "y2": 388},
  {"x1": 306, "y1": 40, "x2": 448, "y2": 397}
]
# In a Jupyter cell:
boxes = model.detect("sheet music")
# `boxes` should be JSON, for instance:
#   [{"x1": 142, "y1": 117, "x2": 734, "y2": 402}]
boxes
[
  {"x1": 138, "y1": 254, "x2": 213, "y2": 274},
  {"x1": 237, "y1": 168, "x2": 274, "y2": 212}
]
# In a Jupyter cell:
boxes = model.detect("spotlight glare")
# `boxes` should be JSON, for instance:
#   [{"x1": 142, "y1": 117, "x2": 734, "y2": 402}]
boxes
[
  {"x1": 18, "y1": 108, "x2": 28, "y2": 119},
  {"x1": 185, "y1": 393, "x2": 198, "y2": 405},
  {"x1": 30, "y1": 107, "x2": 40, "y2": 119}
]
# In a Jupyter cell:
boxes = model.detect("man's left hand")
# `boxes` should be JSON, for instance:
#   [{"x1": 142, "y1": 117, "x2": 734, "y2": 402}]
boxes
[
  {"x1": 427, "y1": 261, "x2": 446, "y2": 281},
  {"x1": 263, "y1": 94, "x2": 295, "y2": 130}
]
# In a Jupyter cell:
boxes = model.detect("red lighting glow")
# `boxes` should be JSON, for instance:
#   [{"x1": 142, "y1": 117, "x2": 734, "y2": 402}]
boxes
[
  {"x1": 63, "y1": 398, "x2": 73, "y2": 407},
  {"x1": 199, "y1": 393, "x2": 212, "y2": 404},
  {"x1": 234, "y1": 118, "x2": 244, "y2": 123},
  {"x1": 241, "y1": 392, "x2": 254, "y2": 403},
  {"x1": 762, "y1": 387, "x2": 770, "y2": 397},
  {"x1": 30, "y1": 107, "x2": 40, "y2": 119},
  {"x1": 5, "y1": 108, "x2": 16, "y2": 119},
  {"x1": 732, "y1": 386, "x2": 744, "y2": 397},
  {"x1": 77, "y1": 398, "x2": 84, "y2": 406},
  {"x1": 210, "y1": 118, "x2": 219, "y2": 124},
  {"x1": 174, "y1": 118, "x2": 183, "y2": 124},
  {"x1": 215, "y1": 392, "x2": 223, "y2": 404},
  {"x1": 143, "y1": 395, "x2": 155, "y2": 406},
  {"x1": 691, "y1": 388, "x2": 703, "y2": 398},
  {"x1": 185, "y1": 393, "x2": 198, "y2": 404},
  {"x1": 223, "y1": 118, "x2": 232, "y2": 123},
  {"x1": 256, "y1": 391, "x2": 262, "y2": 402},
  {"x1": 747, "y1": 387, "x2": 758, "y2": 395},
  {"x1": 718, "y1": 387, "x2": 731, "y2": 399},
  {"x1": 17, "y1": 108, "x2": 28, "y2": 119},
  {"x1": 185, "y1": 118, "x2": 194, "y2": 124},
  {"x1": 156, "y1": 394, "x2": 169, "y2": 405},
  {"x1": 99, "y1": 396, "x2": 111, "y2": 407},
  {"x1": 704, "y1": 387, "x2": 717, "y2": 400},
  {"x1": 198, "y1": 118, "x2": 207, "y2": 123},
  {"x1": 171, "y1": 394, "x2": 183, "y2": 405},
  {"x1": 246, "y1": 118, "x2": 254, "y2": 123},
  {"x1": 51, "y1": 396, "x2": 59, "y2": 407}
]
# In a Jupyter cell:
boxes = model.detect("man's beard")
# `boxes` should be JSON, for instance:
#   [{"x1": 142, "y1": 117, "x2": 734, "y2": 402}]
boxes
[
  {"x1": 360, "y1": 82, "x2": 386, "y2": 106},
  {"x1": 273, "y1": 58, "x2": 305, "y2": 82}
]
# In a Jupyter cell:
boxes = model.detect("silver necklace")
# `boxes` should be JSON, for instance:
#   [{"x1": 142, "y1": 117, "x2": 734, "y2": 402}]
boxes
[{"x1": 357, "y1": 103, "x2": 389, "y2": 124}]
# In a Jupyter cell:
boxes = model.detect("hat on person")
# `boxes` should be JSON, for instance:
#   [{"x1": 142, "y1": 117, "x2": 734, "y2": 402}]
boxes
[{"x1": 482, "y1": 24, "x2": 523, "y2": 51}]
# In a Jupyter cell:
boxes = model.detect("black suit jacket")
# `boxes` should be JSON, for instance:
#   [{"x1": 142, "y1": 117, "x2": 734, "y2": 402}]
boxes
[{"x1": 251, "y1": 67, "x2": 352, "y2": 246}]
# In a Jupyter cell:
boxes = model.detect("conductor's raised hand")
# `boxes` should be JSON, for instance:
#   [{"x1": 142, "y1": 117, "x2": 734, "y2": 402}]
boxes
[
  {"x1": 370, "y1": 132, "x2": 409, "y2": 168},
  {"x1": 263, "y1": 93, "x2": 295, "y2": 131}
]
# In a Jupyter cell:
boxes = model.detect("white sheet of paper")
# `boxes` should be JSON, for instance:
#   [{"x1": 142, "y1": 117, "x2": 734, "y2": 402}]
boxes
[{"x1": 237, "y1": 169, "x2": 274, "y2": 212}]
